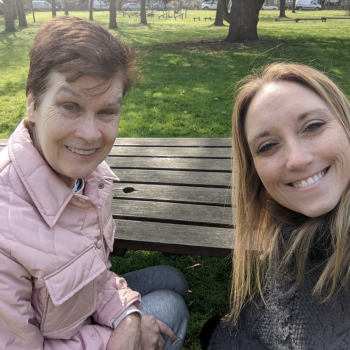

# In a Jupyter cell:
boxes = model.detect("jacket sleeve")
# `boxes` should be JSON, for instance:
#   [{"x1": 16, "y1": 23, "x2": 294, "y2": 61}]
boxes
[
  {"x1": 92, "y1": 269, "x2": 141, "y2": 328},
  {"x1": 0, "y1": 251, "x2": 45, "y2": 349},
  {"x1": 0, "y1": 251, "x2": 111, "y2": 350}
]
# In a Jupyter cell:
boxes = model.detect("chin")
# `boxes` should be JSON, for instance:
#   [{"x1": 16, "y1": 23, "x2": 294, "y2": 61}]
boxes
[{"x1": 298, "y1": 206, "x2": 336, "y2": 218}]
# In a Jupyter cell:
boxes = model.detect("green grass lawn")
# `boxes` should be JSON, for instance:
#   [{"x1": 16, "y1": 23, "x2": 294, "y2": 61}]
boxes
[{"x1": 1, "y1": 9, "x2": 350, "y2": 349}]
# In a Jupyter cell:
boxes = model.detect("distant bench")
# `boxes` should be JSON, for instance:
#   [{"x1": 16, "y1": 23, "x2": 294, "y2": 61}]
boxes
[
  {"x1": 0, "y1": 138, "x2": 234, "y2": 258},
  {"x1": 276, "y1": 16, "x2": 350, "y2": 22}
]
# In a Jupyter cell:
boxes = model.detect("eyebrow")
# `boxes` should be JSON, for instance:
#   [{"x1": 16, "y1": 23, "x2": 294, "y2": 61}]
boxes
[
  {"x1": 247, "y1": 108, "x2": 330, "y2": 146},
  {"x1": 55, "y1": 86, "x2": 82, "y2": 99},
  {"x1": 106, "y1": 98, "x2": 123, "y2": 107},
  {"x1": 55, "y1": 86, "x2": 123, "y2": 107}
]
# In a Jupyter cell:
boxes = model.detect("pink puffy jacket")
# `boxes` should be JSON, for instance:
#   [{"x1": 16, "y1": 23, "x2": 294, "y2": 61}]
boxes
[{"x1": 0, "y1": 121, "x2": 141, "y2": 350}]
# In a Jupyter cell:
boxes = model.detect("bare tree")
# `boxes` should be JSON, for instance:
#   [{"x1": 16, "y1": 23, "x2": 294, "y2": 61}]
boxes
[
  {"x1": 52, "y1": 0, "x2": 57, "y2": 17},
  {"x1": 109, "y1": 0, "x2": 117, "y2": 28},
  {"x1": 3, "y1": 0, "x2": 16, "y2": 31},
  {"x1": 11, "y1": 0, "x2": 18, "y2": 20},
  {"x1": 292, "y1": 0, "x2": 296, "y2": 12},
  {"x1": 16, "y1": 0, "x2": 27, "y2": 27},
  {"x1": 140, "y1": 0, "x2": 147, "y2": 24},
  {"x1": 214, "y1": 0, "x2": 229, "y2": 26},
  {"x1": 219, "y1": 0, "x2": 265, "y2": 42},
  {"x1": 279, "y1": 0, "x2": 286, "y2": 17},
  {"x1": 89, "y1": 0, "x2": 94, "y2": 20},
  {"x1": 65, "y1": 0, "x2": 69, "y2": 15}
]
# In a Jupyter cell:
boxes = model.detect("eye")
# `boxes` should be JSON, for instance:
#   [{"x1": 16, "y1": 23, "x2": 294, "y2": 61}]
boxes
[
  {"x1": 61, "y1": 103, "x2": 81, "y2": 117},
  {"x1": 304, "y1": 121, "x2": 325, "y2": 133},
  {"x1": 257, "y1": 141, "x2": 278, "y2": 154},
  {"x1": 63, "y1": 103, "x2": 76, "y2": 111},
  {"x1": 98, "y1": 110, "x2": 114, "y2": 116}
]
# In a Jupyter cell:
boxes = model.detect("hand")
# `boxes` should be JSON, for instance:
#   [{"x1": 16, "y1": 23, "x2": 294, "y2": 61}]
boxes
[
  {"x1": 141, "y1": 315, "x2": 176, "y2": 350},
  {"x1": 107, "y1": 313, "x2": 142, "y2": 350}
]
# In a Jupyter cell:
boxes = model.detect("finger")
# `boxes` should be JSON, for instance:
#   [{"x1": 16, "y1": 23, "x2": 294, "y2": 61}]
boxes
[
  {"x1": 156, "y1": 319, "x2": 176, "y2": 340},
  {"x1": 157, "y1": 334, "x2": 165, "y2": 350}
]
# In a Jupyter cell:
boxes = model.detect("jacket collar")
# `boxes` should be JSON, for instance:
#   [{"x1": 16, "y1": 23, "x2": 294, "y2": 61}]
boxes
[{"x1": 8, "y1": 121, "x2": 119, "y2": 228}]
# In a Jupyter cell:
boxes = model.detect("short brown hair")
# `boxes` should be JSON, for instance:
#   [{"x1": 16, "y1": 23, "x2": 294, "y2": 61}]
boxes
[{"x1": 27, "y1": 16, "x2": 137, "y2": 109}]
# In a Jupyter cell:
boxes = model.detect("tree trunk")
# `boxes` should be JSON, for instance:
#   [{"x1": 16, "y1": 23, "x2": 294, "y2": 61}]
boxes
[
  {"x1": 16, "y1": 0, "x2": 27, "y2": 27},
  {"x1": 214, "y1": 0, "x2": 225, "y2": 26},
  {"x1": 109, "y1": 0, "x2": 117, "y2": 28},
  {"x1": 140, "y1": 0, "x2": 147, "y2": 24},
  {"x1": 292, "y1": 0, "x2": 296, "y2": 12},
  {"x1": 89, "y1": 0, "x2": 93, "y2": 20},
  {"x1": 279, "y1": 0, "x2": 286, "y2": 17},
  {"x1": 117, "y1": 0, "x2": 122, "y2": 11},
  {"x1": 52, "y1": 0, "x2": 57, "y2": 17},
  {"x1": 65, "y1": 0, "x2": 69, "y2": 15},
  {"x1": 220, "y1": 0, "x2": 265, "y2": 42},
  {"x1": 3, "y1": 0, "x2": 16, "y2": 31},
  {"x1": 11, "y1": 0, "x2": 18, "y2": 20}
]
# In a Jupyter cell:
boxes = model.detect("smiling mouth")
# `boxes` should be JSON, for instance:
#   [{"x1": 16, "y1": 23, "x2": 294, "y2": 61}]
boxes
[
  {"x1": 67, "y1": 146, "x2": 98, "y2": 156},
  {"x1": 289, "y1": 167, "x2": 329, "y2": 188}
]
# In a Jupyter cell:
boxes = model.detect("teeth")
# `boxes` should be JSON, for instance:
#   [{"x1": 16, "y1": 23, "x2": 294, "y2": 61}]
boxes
[
  {"x1": 291, "y1": 170, "x2": 326, "y2": 188},
  {"x1": 67, "y1": 146, "x2": 96, "y2": 155}
]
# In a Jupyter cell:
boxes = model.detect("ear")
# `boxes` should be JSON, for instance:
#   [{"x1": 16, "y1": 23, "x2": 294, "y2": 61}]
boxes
[{"x1": 26, "y1": 93, "x2": 35, "y2": 122}]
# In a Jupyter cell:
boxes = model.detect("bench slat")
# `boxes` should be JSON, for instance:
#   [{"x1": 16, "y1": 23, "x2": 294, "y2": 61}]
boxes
[
  {"x1": 113, "y1": 199, "x2": 233, "y2": 226},
  {"x1": 107, "y1": 157, "x2": 231, "y2": 171},
  {"x1": 113, "y1": 183, "x2": 231, "y2": 205},
  {"x1": 114, "y1": 219, "x2": 234, "y2": 257},
  {"x1": 112, "y1": 138, "x2": 231, "y2": 147},
  {"x1": 109, "y1": 146, "x2": 231, "y2": 158},
  {"x1": 112, "y1": 168, "x2": 231, "y2": 187}
]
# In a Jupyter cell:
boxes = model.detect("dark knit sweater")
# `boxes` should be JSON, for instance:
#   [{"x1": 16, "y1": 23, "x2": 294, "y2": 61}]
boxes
[{"x1": 208, "y1": 226, "x2": 350, "y2": 350}]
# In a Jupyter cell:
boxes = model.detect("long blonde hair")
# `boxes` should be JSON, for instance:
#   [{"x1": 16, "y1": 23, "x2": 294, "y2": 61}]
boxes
[{"x1": 230, "y1": 62, "x2": 350, "y2": 324}]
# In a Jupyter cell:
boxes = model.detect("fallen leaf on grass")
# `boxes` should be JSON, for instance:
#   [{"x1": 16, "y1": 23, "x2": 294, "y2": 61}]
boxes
[
  {"x1": 184, "y1": 110, "x2": 188, "y2": 114},
  {"x1": 214, "y1": 98, "x2": 219, "y2": 101},
  {"x1": 181, "y1": 90, "x2": 185, "y2": 95},
  {"x1": 188, "y1": 290, "x2": 192, "y2": 293},
  {"x1": 186, "y1": 263, "x2": 201, "y2": 269}
]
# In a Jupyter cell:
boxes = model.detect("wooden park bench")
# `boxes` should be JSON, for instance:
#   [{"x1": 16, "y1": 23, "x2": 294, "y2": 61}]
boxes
[
  {"x1": 204, "y1": 17, "x2": 212, "y2": 21},
  {"x1": 193, "y1": 16, "x2": 200, "y2": 21},
  {"x1": 158, "y1": 12, "x2": 168, "y2": 19},
  {"x1": 128, "y1": 11, "x2": 139, "y2": 18},
  {"x1": 0, "y1": 138, "x2": 234, "y2": 258},
  {"x1": 174, "y1": 13, "x2": 183, "y2": 20},
  {"x1": 276, "y1": 16, "x2": 350, "y2": 22},
  {"x1": 146, "y1": 11, "x2": 155, "y2": 17}
]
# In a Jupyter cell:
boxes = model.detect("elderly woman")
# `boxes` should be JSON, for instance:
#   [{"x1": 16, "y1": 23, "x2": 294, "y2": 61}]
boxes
[
  {"x1": 205, "y1": 62, "x2": 350, "y2": 349},
  {"x1": 0, "y1": 16, "x2": 189, "y2": 350}
]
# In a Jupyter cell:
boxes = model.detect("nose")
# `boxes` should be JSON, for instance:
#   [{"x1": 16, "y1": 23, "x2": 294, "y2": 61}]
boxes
[
  {"x1": 285, "y1": 140, "x2": 313, "y2": 171},
  {"x1": 74, "y1": 115, "x2": 101, "y2": 144}
]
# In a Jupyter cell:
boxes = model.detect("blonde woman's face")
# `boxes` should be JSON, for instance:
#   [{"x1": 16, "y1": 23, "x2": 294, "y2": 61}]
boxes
[{"x1": 244, "y1": 81, "x2": 350, "y2": 218}]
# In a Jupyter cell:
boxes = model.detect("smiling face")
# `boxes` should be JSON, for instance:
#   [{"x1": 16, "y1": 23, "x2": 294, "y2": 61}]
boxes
[
  {"x1": 244, "y1": 81, "x2": 350, "y2": 218},
  {"x1": 27, "y1": 72, "x2": 123, "y2": 188}
]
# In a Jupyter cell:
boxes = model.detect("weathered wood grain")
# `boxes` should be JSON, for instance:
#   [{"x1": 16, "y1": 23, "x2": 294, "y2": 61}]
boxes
[
  {"x1": 114, "y1": 219, "x2": 234, "y2": 257},
  {"x1": 113, "y1": 183, "x2": 232, "y2": 206}
]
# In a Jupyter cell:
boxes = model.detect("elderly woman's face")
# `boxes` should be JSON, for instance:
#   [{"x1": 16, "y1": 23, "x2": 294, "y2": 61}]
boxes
[
  {"x1": 245, "y1": 81, "x2": 350, "y2": 217},
  {"x1": 27, "y1": 72, "x2": 123, "y2": 187}
]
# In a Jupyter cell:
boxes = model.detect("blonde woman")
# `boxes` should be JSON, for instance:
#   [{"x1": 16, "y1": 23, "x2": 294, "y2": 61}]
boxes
[{"x1": 206, "y1": 62, "x2": 350, "y2": 349}]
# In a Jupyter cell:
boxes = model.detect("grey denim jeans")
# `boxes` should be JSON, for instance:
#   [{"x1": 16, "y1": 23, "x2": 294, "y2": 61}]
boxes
[{"x1": 122, "y1": 265, "x2": 189, "y2": 350}]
